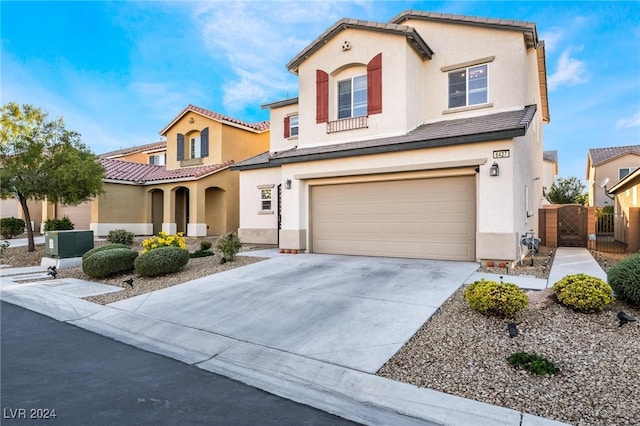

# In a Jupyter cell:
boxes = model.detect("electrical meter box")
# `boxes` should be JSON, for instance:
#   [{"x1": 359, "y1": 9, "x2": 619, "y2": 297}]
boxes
[{"x1": 44, "y1": 230, "x2": 94, "y2": 259}]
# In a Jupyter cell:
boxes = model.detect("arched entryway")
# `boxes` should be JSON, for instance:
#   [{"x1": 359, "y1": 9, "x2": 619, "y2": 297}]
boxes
[
  {"x1": 150, "y1": 189, "x2": 164, "y2": 235},
  {"x1": 205, "y1": 187, "x2": 226, "y2": 236},
  {"x1": 174, "y1": 187, "x2": 189, "y2": 234}
]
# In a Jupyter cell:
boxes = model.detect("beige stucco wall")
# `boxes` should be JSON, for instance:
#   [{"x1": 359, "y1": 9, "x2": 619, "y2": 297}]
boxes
[
  {"x1": 239, "y1": 136, "x2": 544, "y2": 261},
  {"x1": 588, "y1": 154, "x2": 640, "y2": 207},
  {"x1": 286, "y1": 22, "x2": 538, "y2": 153},
  {"x1": 221, "y1": 125, "x2": 269, "y2": 163},
  {"x1": 613, "y1": 178, "x2": 639, "y2": 243}
]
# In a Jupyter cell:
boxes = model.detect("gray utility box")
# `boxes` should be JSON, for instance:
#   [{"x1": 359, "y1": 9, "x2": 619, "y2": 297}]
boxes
[{"x1": 44, "y1": 230, "x2": 94, "y2": 259}]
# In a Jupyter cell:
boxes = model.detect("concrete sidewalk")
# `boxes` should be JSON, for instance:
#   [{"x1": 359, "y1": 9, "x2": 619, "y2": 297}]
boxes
[
  {"x1": 0, "y1": 248, "x2": 590, "y2": 426},
  {"x1": 466, "y1": 246, "x2": 607, "y2": 289}
]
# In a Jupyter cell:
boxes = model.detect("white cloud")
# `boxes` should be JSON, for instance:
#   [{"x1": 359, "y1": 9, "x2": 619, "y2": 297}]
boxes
[
  {"x1": 616, "y1": 111, "x2": 640, "y2": 129},
  {"x1": 547, "y1": 48, "x2": 589, "y2": 91},
  {"x1": 192, "y1": 1, "x2": 345, "y2": 113},
  {"x1": 539, "y1": 28, "x2": 563, "y2": 52}
]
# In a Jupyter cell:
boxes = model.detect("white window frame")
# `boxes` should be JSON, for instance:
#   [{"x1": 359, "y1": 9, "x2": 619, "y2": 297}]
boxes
[
  {"x1": 337, "y1": 74, "x2": 367, "y2": 119},
  {"x1": 619, "y1": 167, "x2": 637, "y2": 180},
  {"x1": 149, "y1": 153, "x2": 166, "y2": 166},
  {"x1": 289, "y1": 115, "x2": 299, "y2": 137},
  {"x1": 190, "y1": 136, "x2": 201, "y2": 159},
  {"x1": 260, "y1": 188, "x2": 272, "y2": 211},
  {"x1": 448, "y1": 64, "x2": 488, "y2": 109}
]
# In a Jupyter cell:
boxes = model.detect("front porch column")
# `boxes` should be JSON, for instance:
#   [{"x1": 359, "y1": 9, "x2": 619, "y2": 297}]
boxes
[{"x1": 162, "y1": 188, "x2": 176, "y2": 235}]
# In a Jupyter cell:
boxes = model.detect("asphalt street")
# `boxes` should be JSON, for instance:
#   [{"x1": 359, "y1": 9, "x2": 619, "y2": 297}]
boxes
[{"x1": 1, "y1": 301, "x2": 358, "y2": 426}]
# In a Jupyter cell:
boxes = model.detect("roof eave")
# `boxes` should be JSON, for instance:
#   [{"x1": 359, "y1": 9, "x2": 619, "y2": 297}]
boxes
[{"x1": 232, "y1": 127, "x2": 526, "y2": 171}]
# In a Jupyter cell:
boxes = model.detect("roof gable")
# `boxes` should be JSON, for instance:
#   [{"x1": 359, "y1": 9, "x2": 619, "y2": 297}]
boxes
[
  {"x1": 588, "y1": 145, "x2": 640, "y2": 167},
  {"x1": 159, "y1": 104, "x2": 270, "y2": 136},
  {"x1": 390, "y1": 10, "x2": 539, "y2": 48},
  {"x1": 286, "y1": 18, "x2": 433, "y2": 73},
  {"x1": 100, "y1": 141, "x2": 166, "y2": 159}
]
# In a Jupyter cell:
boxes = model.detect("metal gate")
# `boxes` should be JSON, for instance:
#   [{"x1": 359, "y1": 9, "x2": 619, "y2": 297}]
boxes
[
  {"x1": 595, "y1": 211, "x2": 626, "y2": 253},
  {"x1": 557, "y1": 205, "x2": 587, "y2": 247}
]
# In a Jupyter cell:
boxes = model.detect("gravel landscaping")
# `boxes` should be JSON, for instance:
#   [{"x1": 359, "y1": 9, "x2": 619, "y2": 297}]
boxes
[{"x1": 3, "y1": 238, "x2": 638, "y2": 425}]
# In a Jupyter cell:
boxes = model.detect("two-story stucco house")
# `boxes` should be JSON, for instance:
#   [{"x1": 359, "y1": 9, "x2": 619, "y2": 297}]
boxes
[
  {"x1": 232, "y1": 11, "x2": 550, "y2": 263},
  {"x1": 45, "y1": 105, "x2": 269, "y2": 237},
  {"x1": 586, "y1": 145, "x2": 640, "y2": 207}
]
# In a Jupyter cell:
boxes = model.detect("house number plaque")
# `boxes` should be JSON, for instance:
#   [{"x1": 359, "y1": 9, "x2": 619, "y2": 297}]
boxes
[{"x1": 493, "y1": 149, "x2": 510, "y2": 158}]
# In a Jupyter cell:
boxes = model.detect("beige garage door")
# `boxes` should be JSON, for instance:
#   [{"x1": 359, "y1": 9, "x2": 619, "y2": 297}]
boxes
[
  {"x1": 311, "y1": 176, "x2": 475, "y2": 261},
  {"x1": 57, "y1": 201, "x2": 92, "y2": 230}
]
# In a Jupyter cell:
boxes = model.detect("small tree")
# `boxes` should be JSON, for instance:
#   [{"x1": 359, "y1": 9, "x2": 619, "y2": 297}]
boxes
[
  {"x1": 0, "y1": 103, "x2": 105, "y2": 251},
  {"x1": 546, "y1": 177, "x2": 587, "y2": 205}
]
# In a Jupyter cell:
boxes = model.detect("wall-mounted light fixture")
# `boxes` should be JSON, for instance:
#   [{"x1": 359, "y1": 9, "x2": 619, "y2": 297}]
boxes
[
  {"x1": 285, "y1": 179, "x2": 292, "y2": 189},
  {"x1": 490, "y1": 162, "x2": 500, "y2": 177}
]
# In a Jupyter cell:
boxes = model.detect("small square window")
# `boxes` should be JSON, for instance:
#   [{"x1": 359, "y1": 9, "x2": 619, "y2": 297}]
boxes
[
  {"x1": 261, "y1": 189, "x2": 272, "y2": 211},
  {"x1": 619, "y1": 167, "x2": 637, "y2": 180},
  {"x1": 289, "y1": 115, "x2": 299, "y2": 137}
]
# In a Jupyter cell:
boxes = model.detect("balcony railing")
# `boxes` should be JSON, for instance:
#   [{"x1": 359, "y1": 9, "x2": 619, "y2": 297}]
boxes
[{"x1": 326, "y1": 116, "x2": 368, "y2": 134}]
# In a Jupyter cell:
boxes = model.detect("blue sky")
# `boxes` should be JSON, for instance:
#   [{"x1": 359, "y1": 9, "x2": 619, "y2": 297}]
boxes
[{"x1": 2, "y1": 1, "x2": 639, "y2": 183}]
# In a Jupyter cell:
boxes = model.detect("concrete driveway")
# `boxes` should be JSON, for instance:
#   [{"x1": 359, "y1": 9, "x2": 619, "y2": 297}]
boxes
[{"x1": 110, "y1": 251, "x2": 479, "y2": 373}]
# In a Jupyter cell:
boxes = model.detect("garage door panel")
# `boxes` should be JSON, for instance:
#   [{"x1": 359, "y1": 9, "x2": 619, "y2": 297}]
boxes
[{"x1": 311, "y1": 176, "x2": 475, "y2": 261}]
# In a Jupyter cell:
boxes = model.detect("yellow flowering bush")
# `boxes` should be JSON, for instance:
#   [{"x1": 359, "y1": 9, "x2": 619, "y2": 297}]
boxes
[
  {"x1": 553, "y1": 273, "x2": 614, "y2": 312},
  {"x1": 142, "y1": 231, "x2": 186, "y2": 253}
]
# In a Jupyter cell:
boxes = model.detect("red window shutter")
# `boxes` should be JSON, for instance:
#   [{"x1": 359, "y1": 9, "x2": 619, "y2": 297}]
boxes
[
  {"x1": 284, "y1": 116, "x2": 290, "y2": 138},
  {"x1": 316, "y1": 70, "x2": 329, "y2": 123},
  {"x1": 367, "y1": 53, "x2": 382, "y2": 115}
]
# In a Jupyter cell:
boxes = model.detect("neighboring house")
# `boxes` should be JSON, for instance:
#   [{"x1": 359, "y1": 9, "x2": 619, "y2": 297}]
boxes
[
  {"x1": 587, "y1": 145, "x2": 640, "y2": 207},
  {"x1": 607, "y1": 167, "x2": 640, "y2": 252},
  {"x1": 0, "y1": 198, "x2": 42, "y2": 233},
  {"x1": 101, "y1": 140, "x2": 167, "y2": 165},
  {"x1": 41, "y1": 105, "x2": 269, "y2": 237},
  {"x1": 542, "y1": 150, "x2": 558, "y2": 204},
  {"x1": 232, "y1": 11, "x2": 550, "y2": 263}
]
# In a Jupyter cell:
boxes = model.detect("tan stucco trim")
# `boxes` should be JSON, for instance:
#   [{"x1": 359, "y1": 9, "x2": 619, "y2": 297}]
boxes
[
  {"x1": 441, "y1": 56, "x2": 495, "y2": 72},
  {"x1": 293, "y1": 158, "x2": 487, "y2": 181},
  {"x1": 257, "y1": 184, "x2": 275, "y2": 189},
  {"x1": 443, "y1": 103, "x2": 494, "y2": 115}
]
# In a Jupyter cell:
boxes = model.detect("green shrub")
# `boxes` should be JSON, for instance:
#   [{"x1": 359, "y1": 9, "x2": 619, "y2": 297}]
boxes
[
  {"x1": 82, "y1": 243, "x2": 131, "y2": 261},
  {"x1": 607, "y1": 254, "x2": 640, "y2": 306},
  {"x1": 82, "y1": 248, "x2": 138, "y2": 279},
  {"x1": 134, "y1": 246, "x2": 189, "y2": 277},
  {"x1": 199, "y1": 240, "x2": 213, "y2": 251},
  {"x1": 44, "y1": 216, "x2": 74, "y2": 231},
  {"x1": 464, "y1": 279, "x2": 529, "y2": 317},
  {"x1": 0, "y1": 217, "x2": 26, "y2": 239},
  {"x1": 507, "y1": 352, "x2": 558, "y2": 375},
  {"x1": 190, "y1": 250, "x2": 214, "y2": 258},
  {"x1": 553, "y1": 273, "x2": 614, "y2": 312},
  {"x1": 217, "y1": 232, "x2": 242, "y2": 261},
  {"x1": 106, "y1": 229, "x2": 135, "y2": 245}
]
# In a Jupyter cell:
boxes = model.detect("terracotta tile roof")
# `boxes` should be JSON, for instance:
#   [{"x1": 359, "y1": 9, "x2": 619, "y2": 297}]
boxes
[
  {"x1": 233, "y1": 105, "x2": 537, "y2": 170},
  {"x1": 159, "y1": 104, "x2": 270, "y2": 135},
  {"x1": 588, "y1": 145, "x2": 640, "y2": 167},
  {"x1": 287, "y1": 18, "x2": 432, "y2": 72},
  {"x1": 100, "y1": 158, "x2": 233, "y2": 183},
  {"x1": 100, "y1": 141, "x2": 166, "y2": 158}
]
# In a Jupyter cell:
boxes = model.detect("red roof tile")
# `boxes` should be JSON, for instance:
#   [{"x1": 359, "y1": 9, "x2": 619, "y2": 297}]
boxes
[
  {"x1": 99, "y1": 141, "x2": 166, "y2": 158},
  {"x1": 100, "y1": 158, "x2": 233, "y2": 183},
  {"x1": 159, "y1": 104, "x2": 270, "y2": 135}
]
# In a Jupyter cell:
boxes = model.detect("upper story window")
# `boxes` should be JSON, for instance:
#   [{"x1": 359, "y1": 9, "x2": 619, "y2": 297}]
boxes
[
  {"x1": 619, "y1": 167, "x2": 637, "y2": 180},
  {"x1": 148, "y1": 153, "x2": 166, "y2": 166},
  {"x1": 190, "y1": 136, "x2": 201, "y2": 159},
  {"x1": 176, "y1": 127, "x2": 209, "y2": 162},
  {"x1": 448, "y1": 64, "x2": 488, "y2": 108},
  {"x1": 284, "y1": 115, "x2": 299, "y2": 138},
  {"x1": 338, "y1": 75, "x2": 367, "y2": 119},
  {"x1": 316, "y1": 53, "x2": 382, "y2": 126}
]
